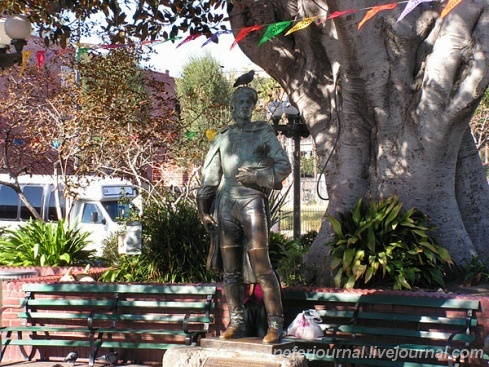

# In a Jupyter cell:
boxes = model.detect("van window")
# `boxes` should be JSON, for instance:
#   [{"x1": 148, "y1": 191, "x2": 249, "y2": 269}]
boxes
[
  {"x1": 0, "y1": 185, "x2": 19, "y2": 219},
  {"x1": 102, "y1": 201, "x2": 136, "y2": 222},
  {"x1": 81, "y1": 203, "x2": 104, "y2": 224},
  {"x1": 47, "y1": 188, "x2": 65, "y2": 221},
  {"x1": 20, "y1": 186, "x2": 43, "y2": 219}
]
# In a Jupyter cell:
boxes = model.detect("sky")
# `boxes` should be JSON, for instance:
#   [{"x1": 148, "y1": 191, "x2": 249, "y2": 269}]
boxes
[{"x1": 142, "y1": 33, "x2": 259, "y2": 78}]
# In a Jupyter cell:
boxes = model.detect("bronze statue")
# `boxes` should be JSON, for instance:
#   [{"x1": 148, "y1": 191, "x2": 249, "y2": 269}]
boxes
[{"x1": 197, "y1": 86, "x2": 292, "y2": 344}]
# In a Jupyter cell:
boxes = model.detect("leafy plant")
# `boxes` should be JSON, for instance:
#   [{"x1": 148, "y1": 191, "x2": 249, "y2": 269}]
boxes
[
  {"x1": 269, "y1": 230, "x2": 315, "y2": 286},
  {"x1": 461, "y1": 257, "x2": 489, "y2": 285},
  {"x1": 99, "y1": 191, "x2": 219, "y2": 283},
  {"x1": 0, "y1": 219, "x2": 95, "y2": 266},
  {"x1": 326, "y1": 195, "x2": 453, "y2": 290}
]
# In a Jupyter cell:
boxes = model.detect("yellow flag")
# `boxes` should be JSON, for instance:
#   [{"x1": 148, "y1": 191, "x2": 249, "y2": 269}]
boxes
[
  {"x1": 285, "y1": 17, "x2": 318, "y2": 36},
  {"x1": 19, "y1": 50, "x2": 32, "y2": 77},
  {"x1": 206, "y1": 129, "x2": 217, "y2": 141}
]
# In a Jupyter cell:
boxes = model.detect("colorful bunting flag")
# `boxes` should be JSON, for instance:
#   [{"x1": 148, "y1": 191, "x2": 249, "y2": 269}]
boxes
[
  {"x1": 231, "y1": 25, "x2": 263, "y2": 49},
  {"x1": 358, "y1": 3, "x2": 398, "y2": 29},
  {"x1": 36, "y1": 50, "x2": 45, "y2": 72},
  {"x1": 206, "y1": 129, "x2": 217, "y2": 141},
  {"x1": 202, "y1": 30, "x2": 233, "y2": 47},
  {"x1": 285, "y1": 17, "x2": 318, "y2": 36},
  {"x1": 19, "y1": 50, "x2": 31, "y2": 77},
  {"x1": 7, "y1": 0, "x2": 466, "y2": 70},
  {"x1": 177, "y1": 34, "x2": 203, "y2": 48},
  {"x1": 258, "y1": 21, "x2": 292, "y2": 46},
  {"x1": 440, "y1": 0, "x2": 463, "y2": 18},
  {"x1": 397, "y1": 0, "x2": 433, "y2": 22},
  {"x1": 318, "y1": 9, "x2": 357, "y2": 24}
]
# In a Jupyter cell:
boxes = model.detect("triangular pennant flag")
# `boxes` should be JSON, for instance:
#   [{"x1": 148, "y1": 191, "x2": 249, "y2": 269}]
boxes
[
  {"x1": 36, "y1": 50, "x2": 45, "y2": 72},
  {"x1": 320, "y1": 9, "x2": 357, "y2": 23},
  {"x1": 397, "y1": 0, "x2": 432, "y2": 22},
  {"x1": 440, "y1": 0, "x2": 463, "y2": 18},
  {"x1": 19, "y1": 50, "x2": 31, "y2": 77},
  {"x1": 176, "y1": 34, "x2": 203, "y2": 48},
  {"x1": 231, "y1": 25, "x2": 263, "y2": 49},
  {"x1": 258, "y1": 21, "x2": 292, "y2": 46},
  {"x1": 206, "y1": 129, "x2": 217, "y2": 141},
  {"x1": 202, "y1": 30, "x2": 232, "y2": 47},
  {"x1": 358, "y1": 3, "x2": 398, "y2": 29},
  {"x1": 285, "y1": 17, "x2": 318, "y2": 36}
]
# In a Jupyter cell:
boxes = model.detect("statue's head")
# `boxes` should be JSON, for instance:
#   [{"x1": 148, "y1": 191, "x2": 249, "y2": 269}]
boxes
[{"x1": 230, "y1": 86, "x2": 258, "y2": 110}]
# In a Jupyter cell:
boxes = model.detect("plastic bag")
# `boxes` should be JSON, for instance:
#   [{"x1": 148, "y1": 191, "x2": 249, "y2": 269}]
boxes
[{"x1": 286, "y1": 309, "x2": 324, "y2": 340}]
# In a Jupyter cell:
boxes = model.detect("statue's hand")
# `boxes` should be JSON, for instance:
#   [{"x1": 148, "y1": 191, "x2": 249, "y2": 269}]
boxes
[
  {"x1": 236, "y1": 167, "x2": 258, "y2": 187},
  {"x1": 201, "y1": 214, "x2": 218, "y2": 234}
]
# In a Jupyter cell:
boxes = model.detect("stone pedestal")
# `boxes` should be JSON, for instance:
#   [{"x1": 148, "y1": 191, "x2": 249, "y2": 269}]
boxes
[{"x1": 162, "y1": 337, "x2": 307, "y2": 367}]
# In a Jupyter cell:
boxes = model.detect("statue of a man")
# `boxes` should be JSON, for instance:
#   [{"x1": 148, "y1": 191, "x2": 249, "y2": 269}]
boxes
[{"x1": 197, "y1": 86, "x2": 292, "y2": 344}]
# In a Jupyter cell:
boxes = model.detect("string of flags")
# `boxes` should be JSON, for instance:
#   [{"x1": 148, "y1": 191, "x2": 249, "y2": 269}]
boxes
[{"x1": 20, "y1": 0, "x2": 462, "y2": 74}]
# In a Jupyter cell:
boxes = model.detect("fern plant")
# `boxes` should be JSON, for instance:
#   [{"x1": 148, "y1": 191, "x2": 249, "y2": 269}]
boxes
[{"x1": 326, "y1": 195, "x2": 453, "y2": 290}]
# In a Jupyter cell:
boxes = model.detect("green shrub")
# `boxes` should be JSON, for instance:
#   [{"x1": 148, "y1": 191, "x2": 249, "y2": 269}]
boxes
[
  {"x1": 99, "y1": 192, "x2": 219, "y2": 283},
  {"x1": 326, "y1": 195, "x2": 453, "y2": 290},
  {"x1": 269, "y1": 230, "x2": 315, "y2": 286},
  {"x1": 460, "y1": 257, "x2": 489, "y2": 285},
  {"x1": 0, "y1": 219, "x2": 95, "y2": 266}
]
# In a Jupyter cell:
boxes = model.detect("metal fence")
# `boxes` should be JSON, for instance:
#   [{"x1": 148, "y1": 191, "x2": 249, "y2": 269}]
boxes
[{"x1": 276, "y1": 206, "x2": 325, "y2": 236}]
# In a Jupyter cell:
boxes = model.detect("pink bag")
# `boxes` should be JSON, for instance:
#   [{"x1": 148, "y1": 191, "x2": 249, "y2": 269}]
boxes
[{"x1": 286, "y1": 309, "x2": 324, "y2": 340}]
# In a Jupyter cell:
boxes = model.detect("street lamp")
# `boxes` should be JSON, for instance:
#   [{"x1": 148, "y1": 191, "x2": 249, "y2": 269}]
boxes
[
  {"x1": 0, "y1": 15, "x2": 32, "y2": 68},
  {"x1": 269, "y1": 103, "x2": 310, "y2": 240}
]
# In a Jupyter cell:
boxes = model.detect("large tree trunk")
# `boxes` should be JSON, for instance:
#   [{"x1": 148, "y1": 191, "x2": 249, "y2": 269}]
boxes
[{"x1": 229, "y1": 0, "x2": 489, "y2": 285}]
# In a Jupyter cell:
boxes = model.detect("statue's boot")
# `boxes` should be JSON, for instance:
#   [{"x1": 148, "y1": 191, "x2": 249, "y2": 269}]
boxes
[
  {"x1": 248, "y1": 248, "x2": 284, "y2": 344},
  {"x1": 262, "y1": 315, "x2": 284, "y2": 344},
  {"x1": 220, "y1": 274, "x2": 247, "y2": 339}
]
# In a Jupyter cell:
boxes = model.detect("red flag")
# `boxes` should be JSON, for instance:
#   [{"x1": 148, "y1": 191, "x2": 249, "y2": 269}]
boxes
[
  {"x1": 318, "y1": 9, "x2": 357, "y2": 24},
  {"x1": 358, "y1": 3, "x2": 398, "y2": 29},
  {"x1": 231, "y1": 25, "x2": 263, "y2": 49},
  {"x1": 36, "y1": 50, "x2": 45, "y2": 72}
]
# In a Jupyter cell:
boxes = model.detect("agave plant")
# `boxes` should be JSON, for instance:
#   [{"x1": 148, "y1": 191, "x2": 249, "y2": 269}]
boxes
[
  {"x1": 0, "y1": 219, "x2": 95, "y2": 266},
  {"x1": 326, "y1": 195, "x2": 453, "y2": 290}
]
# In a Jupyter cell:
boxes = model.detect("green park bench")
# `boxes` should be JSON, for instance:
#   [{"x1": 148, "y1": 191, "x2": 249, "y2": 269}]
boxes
[
  {"x1": 282, "y1": 290, "x2": 481, "y2": 367},
  {"x1": 0, "y1": 283, "x2": 217, "y2": 366}
]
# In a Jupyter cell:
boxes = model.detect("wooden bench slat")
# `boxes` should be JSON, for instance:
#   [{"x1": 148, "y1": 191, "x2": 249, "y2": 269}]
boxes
[{"x1": 21, "y1": 283, "x2": 217, "y2": 295}]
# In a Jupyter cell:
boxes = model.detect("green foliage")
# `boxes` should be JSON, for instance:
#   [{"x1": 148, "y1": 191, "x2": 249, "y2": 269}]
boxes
[
  {"x1": 269, "y1": 230, "x2": 315, "y2": 286},
  {"x1": 99, "y1": 192, "x2": 219, "y2": 283},
  {"x1": 268, "y1": 185, "x2": 291, "y2": 228},
  {"x1": 174, "y1": 53, "x2": 233, "y2": 165},
  {"x1": 300, "y1": 156, "x2": 316, "y2": 177},
  {"x1": 326, "y1": 195, "x2": 453, "y2": 290},
  {"x1": 0, "y1": 219, "x2": 95, "y2": 266},
  {"x1": 460, "y1": 257, "x2": 489, "y2": 285}
]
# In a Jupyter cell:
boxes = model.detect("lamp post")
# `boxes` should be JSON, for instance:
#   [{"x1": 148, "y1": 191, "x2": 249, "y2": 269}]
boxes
[
  {"x1": 270, "y1": 104, "x2": 310, "y2": 240},
  {"x1": 0, "y1": 15, "x2": 32, "y2": 68}
]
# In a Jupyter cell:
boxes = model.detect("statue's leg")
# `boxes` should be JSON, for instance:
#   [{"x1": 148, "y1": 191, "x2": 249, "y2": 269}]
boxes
[
  {"x1": 219, "y1": 211, "x2": 247, "y2": 339},
  {"x1": 248, "y1": 248, "x2": 284, "y2": 344},
  {"x1": 244, "y1": 199, "x2": 284, "y2": 344}
]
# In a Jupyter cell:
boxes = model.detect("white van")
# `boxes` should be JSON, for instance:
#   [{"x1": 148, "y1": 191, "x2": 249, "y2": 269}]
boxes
[{"x1": 0, "y1": 174, "x2": 142, "y2": 257}]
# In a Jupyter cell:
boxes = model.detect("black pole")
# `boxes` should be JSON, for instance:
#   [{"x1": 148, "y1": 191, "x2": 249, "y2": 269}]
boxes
[
  {"x1": 293, "y1": 132, "x2": 301, "y2": 240},
  {"x1": 272, "y1": 113, "x2": 309, "y2": 241}
]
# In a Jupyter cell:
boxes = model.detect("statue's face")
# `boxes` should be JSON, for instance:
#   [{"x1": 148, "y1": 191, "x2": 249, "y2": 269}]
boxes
[{"x1": 232, "y1": 94, "x2": 254, "y2": 121}]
